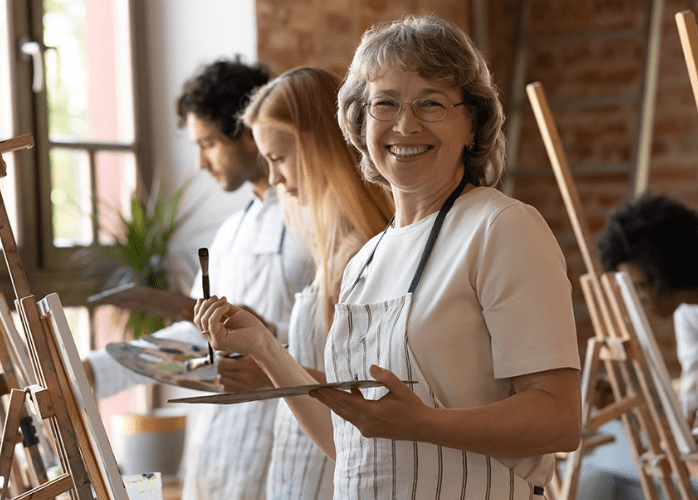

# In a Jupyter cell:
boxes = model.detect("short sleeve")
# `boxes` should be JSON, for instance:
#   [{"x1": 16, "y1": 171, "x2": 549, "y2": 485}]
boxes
[{"x1": 476, "y1": 204, "x2": 581, "y2": 378}]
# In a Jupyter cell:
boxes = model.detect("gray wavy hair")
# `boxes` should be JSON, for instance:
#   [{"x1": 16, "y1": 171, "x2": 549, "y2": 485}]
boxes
[{"x1": 337, "y1": 15, "x2": 506, "y2": 188}]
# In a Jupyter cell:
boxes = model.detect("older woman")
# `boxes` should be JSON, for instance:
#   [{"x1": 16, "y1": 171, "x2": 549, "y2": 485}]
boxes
[{"x1": 195, "y1": 15, "x2": 581, "y2": 499}]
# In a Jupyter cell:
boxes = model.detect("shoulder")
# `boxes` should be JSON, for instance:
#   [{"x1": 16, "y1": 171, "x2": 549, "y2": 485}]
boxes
[
  {"x1": 676, "y1": 303, "x2": 698, "y2": 327},
  {"x1": 449, "y1": 187, "x2": 552, "y2": 238}
]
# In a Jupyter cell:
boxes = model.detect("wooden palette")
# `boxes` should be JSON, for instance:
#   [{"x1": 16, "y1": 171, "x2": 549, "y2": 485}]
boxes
[
  {"x1": 106, "y1": 335, "x2": 223, "y2": 393},
  {"x1": 167, "y1": 379, "x2": 417, "y2": 405}
]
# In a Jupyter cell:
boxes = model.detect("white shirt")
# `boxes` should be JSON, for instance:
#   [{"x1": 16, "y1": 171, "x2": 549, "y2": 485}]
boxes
[
  {"x1": 675, "y1": 303, "x2": 698, "y2": 418},
  {"x1": 88, "y1": 187, "x2": 315, "y2": 500},
  {"x1": 338, "y1": 187, "x2": 580, "y2": 486}
]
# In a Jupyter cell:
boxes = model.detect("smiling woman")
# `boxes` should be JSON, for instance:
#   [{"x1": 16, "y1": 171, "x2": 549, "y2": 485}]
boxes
[{"x1": 195, "y1": 16, "x2": 582, "y2": 500}]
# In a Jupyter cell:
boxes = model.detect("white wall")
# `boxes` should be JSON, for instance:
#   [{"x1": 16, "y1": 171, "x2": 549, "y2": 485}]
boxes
[{"x1": 143, "y1": 0, "x2": 257, "y2": 290}]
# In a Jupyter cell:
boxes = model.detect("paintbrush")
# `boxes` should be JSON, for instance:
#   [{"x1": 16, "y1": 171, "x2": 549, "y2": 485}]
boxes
[
  {"x1": 198, "y1": 247, "x2": 215, "y2": 365},
  {"x1": 184, "y1": 345, "x2": 289, "y2": 372}
]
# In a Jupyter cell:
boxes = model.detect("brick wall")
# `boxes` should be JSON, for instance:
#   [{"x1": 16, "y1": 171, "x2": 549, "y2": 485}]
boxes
[
  {"x1": 256, "y1": 0, "x2": 469, "y2": 77},
  {"x1": 256, "y1": 0, "x2": 698, "y2": 375},
  {"x1": 488, "y1": 0, "x2": 698, "y2": 375}
]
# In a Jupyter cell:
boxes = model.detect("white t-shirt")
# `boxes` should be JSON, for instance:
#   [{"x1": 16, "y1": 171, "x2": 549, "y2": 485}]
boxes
[
  {"x1": 675, "y1": 303, "x2": 698, "y2": 418},
  {"x1": 338, "y1": 186, "x2": 581, "y2": 485},
  {"x1": 88, "y1": 187, "x2": 315, "y2": 500}
]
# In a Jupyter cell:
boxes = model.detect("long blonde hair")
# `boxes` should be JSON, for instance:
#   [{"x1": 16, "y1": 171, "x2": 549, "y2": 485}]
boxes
[{"x1": 242, "y1": 67, "x2": 393, "y2": 327}]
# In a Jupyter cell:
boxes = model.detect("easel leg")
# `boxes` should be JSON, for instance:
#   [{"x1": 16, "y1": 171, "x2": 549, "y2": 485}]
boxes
[
  {"x1": 560, "y1": 338, "x2": 602, "y2": 500},
  {"x1": 0, "y1": 389, "x2": 28, "y2": 500}
]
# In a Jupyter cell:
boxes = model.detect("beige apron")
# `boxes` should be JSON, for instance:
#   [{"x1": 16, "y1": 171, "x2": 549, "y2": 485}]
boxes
[
  {"x1": 326, "y1": 175, "x2": 546, "y2": 499},
  {"x1": 183, "y1": 200, "x2": 296, "y2": 500},
  {"x1": 267, "y1": 288, "x2": 334, "y2": 499}
]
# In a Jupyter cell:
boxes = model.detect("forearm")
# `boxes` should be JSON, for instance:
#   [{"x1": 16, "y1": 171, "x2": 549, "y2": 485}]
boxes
[
  {"x1": 418, "y1": 388, "x2": 581, "y2": 459},
  {"x1": 85, "y1": 348, "x2": 154, "y2": 399},
  {"x1": 254, "y1": 334, "x2": 336, "y2": 458}
]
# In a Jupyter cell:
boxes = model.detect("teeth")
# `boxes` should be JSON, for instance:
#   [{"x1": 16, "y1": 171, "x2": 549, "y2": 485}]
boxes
[{"x1": 390, "y1": 146, "x2": 429, "y2": 157}]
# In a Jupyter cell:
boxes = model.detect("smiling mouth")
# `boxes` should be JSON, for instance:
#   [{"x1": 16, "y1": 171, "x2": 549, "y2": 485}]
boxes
[{"x1": 389, "y1": 145, "x2": 432, "y2": 158}]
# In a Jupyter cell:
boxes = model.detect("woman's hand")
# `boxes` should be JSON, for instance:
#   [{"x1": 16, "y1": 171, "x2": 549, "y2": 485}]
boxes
[
  {"x1": 194, "y1": 295, "x2": 271, "y2": 356},
  {"x1": 217, "y1": 354, "x2": 273, "y2": 392},
  {"x1": 309, "y1": 365, "x2": 430, "y2": 441}
]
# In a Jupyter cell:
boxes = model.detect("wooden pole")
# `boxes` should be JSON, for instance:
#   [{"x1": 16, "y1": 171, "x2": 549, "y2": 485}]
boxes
[{"x1": 676, "y1": 11, "x2": 698, "y2": 113}]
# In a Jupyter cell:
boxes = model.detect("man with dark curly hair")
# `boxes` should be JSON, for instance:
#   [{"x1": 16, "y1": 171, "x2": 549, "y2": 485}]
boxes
[
  {"x1": 597, "y1": 193, "x2": 698, "y2": 419},
  {"x1": 84, "y1": 59, "x2": 314, "y2": 500}
]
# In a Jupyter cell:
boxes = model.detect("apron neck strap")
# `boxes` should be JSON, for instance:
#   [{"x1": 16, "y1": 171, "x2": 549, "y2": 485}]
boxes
[
  {"x1": 347, "y1": 215, "x2": 394, "y2": 295},
  {"x1": 347, "y1": 172, "x2": 469, "y2": 298},
  {"x1": 407, "y1": 172, "x2": 468, "y2": 295}
]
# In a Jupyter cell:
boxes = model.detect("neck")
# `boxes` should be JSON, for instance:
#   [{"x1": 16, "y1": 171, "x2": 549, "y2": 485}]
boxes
[
  {"x1": 677, "y1": 289, "x2": 698, "y2": 306},
  {"x1": 392, "y1": 173, "x2": 471, "y2": 228}
]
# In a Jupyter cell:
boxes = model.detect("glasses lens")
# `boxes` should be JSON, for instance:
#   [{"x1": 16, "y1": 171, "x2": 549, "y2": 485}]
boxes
[
  {"x1": 368, "y1": 98, "x2": 401, "y2": 121},
  {"x1": 413, "y1": 99, "x2": 448, "y2": 122}
]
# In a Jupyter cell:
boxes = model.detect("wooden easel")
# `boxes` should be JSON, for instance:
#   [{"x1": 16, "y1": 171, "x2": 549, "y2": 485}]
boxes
[
  {"x1": 676, "y1": 11, "x2": 698, "y2": 113},
  {"x1": 0, "y1": 291, "x2": 52, "y2": 496},
  {"x1": 0, "y1": 134, "x2": 126, "y2": 499},
  {"x1": 526, "y1": 83, "x2": 697, "y2": 500}
]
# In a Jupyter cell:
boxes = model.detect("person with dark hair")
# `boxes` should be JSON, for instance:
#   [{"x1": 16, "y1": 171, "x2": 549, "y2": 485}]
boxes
[
  {"x1": 598, "y1": 193, "x2": 698, "y2": 419},
  {"x1": 83, "y1": 59, "x2": 315, "y2": 500},
  {"x1": 196, "y1": 16, "x2": 581, "y2": 499}
]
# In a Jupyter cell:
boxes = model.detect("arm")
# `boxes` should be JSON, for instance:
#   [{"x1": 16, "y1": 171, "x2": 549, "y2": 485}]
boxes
[
  {"x1": 217, "y1": 358, "x2": 326, "y2": 392},
  {"x1": 84, "y1": 320, "x2": 204, "y2": 399},
  {"x1": 311, "y1": 365, "x2": 581, "y2": 459},
  {"x1": 675, "y1": 304, "x2": 698, "y2": 423},
  {"x1": 195, "y1": 295, "x2": 336, "y2": 458}
]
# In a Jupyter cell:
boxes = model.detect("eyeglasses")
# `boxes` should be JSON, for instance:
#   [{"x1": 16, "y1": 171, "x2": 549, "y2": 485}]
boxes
[{"x1": 365, "y1": 96, "x2": 466, "y2": 122}]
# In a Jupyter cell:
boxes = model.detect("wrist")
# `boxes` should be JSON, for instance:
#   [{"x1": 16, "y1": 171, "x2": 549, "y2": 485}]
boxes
[{"x1": 251, "y1": 327, "x2": 283, "y2": 362}]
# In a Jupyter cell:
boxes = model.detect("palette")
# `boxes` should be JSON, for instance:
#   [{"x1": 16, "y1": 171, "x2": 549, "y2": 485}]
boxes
[
  {"x1": 106, "y1": 335, "x2": 223, "y2": 393},
  {"x1": 167, "y1": 379, "x2": 417, "y2": 405}
]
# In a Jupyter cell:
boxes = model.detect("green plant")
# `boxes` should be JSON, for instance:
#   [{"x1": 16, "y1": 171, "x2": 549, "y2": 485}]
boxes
[{"x1": 108, "y1": 182, "x2": 188, "y2": 339}]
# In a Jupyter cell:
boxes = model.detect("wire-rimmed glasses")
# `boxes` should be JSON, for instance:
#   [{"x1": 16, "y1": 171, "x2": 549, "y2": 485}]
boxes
[{"x1": 365, "y1": 96, "x2": 466, "y2": 122}]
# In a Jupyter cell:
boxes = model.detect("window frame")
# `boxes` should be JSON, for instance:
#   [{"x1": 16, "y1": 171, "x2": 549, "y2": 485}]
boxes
[{"x1": 1, "y1": 0, "x2": 154, "y2": 313}]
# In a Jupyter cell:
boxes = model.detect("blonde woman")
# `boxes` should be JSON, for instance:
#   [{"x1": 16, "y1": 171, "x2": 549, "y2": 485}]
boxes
[{"x1": 226, "y1": 66, "x2": 391, "y2": 499}]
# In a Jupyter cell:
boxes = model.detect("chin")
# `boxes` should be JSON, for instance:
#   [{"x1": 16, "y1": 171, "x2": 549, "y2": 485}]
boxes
[{"x1": 223, "y1": 179, "x2": 246, "y2": 192}]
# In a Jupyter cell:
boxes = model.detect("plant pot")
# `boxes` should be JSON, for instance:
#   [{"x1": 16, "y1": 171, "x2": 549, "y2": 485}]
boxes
[{"x1": 111, "y1": 409, "x2": 187, "y2": 477}]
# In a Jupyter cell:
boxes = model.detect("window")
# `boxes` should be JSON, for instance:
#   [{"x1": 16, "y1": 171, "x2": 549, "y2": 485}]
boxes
[
  {"x1": 1, "y1": 0, "x2": 149, "y2": 304},
  {"x1": 1, "y1": 0, "x2": 151, "y2": 433}
]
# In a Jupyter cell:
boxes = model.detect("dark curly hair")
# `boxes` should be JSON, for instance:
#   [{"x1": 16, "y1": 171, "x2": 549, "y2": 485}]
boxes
[
  {"x1": 176, "y1": 59, "x2": 271, "y2": 140},
  {"x1": 597, "y1": 194, "x2": 698, "y2": 294}
]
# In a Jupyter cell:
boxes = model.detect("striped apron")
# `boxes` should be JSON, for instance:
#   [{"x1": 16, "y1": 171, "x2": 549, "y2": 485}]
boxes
[
  {"x1": 267, "y1": 288, "x2": 334, "y2": 499},
  {"x1": 325, "y1": 175, "x2": 546, "y2": 499},
  {"x1": 182, "y1": 200, "x2": 292, "y2": 500}
]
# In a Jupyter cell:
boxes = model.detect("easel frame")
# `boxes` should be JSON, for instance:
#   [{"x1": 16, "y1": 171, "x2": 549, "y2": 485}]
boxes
[
  {"x1": 526, "y1": 82, "x2": 697, "y2": 500},
  {"x1": 615, "y1": 272, "x2": 698, "y2": 457},
  {"x1": 0, "y1": 134, "x2": 127, "y2": 499}
]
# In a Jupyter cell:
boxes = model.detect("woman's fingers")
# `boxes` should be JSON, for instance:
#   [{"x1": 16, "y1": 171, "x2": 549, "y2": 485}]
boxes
[{"x1": 309, "y1": 367, "x2": 425, "y2": 441}]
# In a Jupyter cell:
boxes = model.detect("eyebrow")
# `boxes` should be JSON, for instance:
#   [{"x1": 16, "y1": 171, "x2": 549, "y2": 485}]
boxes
[{"x1": 369, "y1": 87, "x2": 450, "y2": 99}]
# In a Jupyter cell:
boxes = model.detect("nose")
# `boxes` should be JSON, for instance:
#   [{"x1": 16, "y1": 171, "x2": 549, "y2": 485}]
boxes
[
  {"x1": 198, "y1": 148, "x2": 210, "y2": 172},
  {"x1": 268, "y1": 164, "x2": 285, "y2": 187},
  {"x1": 393, "y1": 104, "x2": 423, "y2": 135}
]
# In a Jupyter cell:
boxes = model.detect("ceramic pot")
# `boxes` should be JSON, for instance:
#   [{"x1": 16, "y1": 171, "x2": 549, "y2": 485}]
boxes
[{"x1": 111, "y1": 410, "x2": 186, "y2": 476}]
